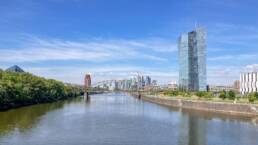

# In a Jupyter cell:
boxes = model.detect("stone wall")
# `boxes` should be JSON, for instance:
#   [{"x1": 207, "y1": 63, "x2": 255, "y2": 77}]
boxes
[{"x1": 139, "y1": 95, "x2": 258, "y2": 117}]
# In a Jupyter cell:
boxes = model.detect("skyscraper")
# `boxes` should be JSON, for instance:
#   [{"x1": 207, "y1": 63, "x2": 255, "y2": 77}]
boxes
[
  {"x1": 84, "y1": 74, "x2": 91, "y2": 90},
  {"x1": 145, "y1": 76, "x2": 152, "y2": 86},
  {"x1": 178, "y1": 27, "x2": 207, "y2": 91}
]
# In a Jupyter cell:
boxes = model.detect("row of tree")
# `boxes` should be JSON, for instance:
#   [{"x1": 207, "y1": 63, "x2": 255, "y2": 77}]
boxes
[
  {"x1": 218, "y1": 90, "x2": 236, "y2": 100},
  {"x1": 0, "y1": 70, "x2": 84, "y2": 110},
  {"x1": 162, "y1": 89, "x2": 258, "y2": 103},
  {"x1": 162, "y1": 90, "x2": 214, "y2": 98}
]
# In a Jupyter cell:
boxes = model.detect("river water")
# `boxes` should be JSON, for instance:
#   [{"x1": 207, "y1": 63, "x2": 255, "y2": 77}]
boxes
[{"x1": 0, "y1": 93, "x2": 258, "y2": 145}]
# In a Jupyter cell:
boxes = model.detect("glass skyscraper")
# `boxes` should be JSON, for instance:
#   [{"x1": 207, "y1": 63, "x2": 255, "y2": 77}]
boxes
[{"x1": 178, "y1": 27, "x2": 207, "y2": 91}]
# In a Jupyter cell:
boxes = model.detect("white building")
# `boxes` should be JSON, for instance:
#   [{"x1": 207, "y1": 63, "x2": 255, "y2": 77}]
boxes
[
  {"x1": 209, "y1": 85, "x2": 233, "y2": 92},
  {"x1": 240, "y1": 72, "x2": 258, "y2": 94},
  {"x1": 168, "y1": 81, "x2": 177, "y2": 90}
]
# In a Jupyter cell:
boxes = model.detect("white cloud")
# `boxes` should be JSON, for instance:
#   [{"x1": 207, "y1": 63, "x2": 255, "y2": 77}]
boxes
[
  {"x1": 208, "y1": 23, "x2": 258, "y2": 47},
  {"x1": 245, "y1": 64, "x2": 258, "y2": 72},
  {"x1": 208, "y1": 54, "x2": 258, "y2": 61},
  {"x1": 206, "y1": 65, "x2": 243, "y2": 85},
  {"x1": 126, "y1": 39, "x2": 177, "y2": 53},
  {"x1": 0, "y1": 48, "x2": 111, "y2": 62},
  {"x1": 0, "y1": 36, "x2": 176, "y2": 63}
]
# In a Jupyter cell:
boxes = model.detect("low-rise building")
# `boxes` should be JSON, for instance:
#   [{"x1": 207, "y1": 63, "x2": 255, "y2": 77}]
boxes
[
  {"x1": 209, "y1": 85, "x2": 234, "y2": 92},
  {"x1": 167, "y1": 81, "x2": 177, "y2": 90},
  {"x1": 233, "y1": 80, "x2": 240, "y2": 92}
]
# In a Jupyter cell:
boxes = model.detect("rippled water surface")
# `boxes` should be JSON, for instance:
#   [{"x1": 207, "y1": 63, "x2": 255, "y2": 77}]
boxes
[{"x1": 0, "y1": 93, "x2": 258, "y2": 145}]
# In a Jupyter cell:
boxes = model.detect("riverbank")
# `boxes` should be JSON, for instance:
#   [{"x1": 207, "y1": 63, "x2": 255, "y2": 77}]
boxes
[
  {"x1": 133, "y1": 93, "x2": 258, "y2": 117},
  {"x1": 0, "y1": 91, "x2": 107, "y2": 111},
  {"x1": 0, "y1": 95, "x2": 83, "y2": 111}
]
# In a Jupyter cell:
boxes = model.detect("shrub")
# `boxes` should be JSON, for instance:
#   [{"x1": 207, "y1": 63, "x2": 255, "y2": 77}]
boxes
[
  {"x1": 254, "y1": 92, "x2": 258, "y2": 100},
  {"x1": 204, "y1": 92, "x2": 213, "y2": 98},
  {"x1": 219, "y1": 91, "x2": 227, "y2": 100},
  {"x1": 227, "y1": 90, "x2": 236, "y2": 100},
  {"x1": 184, "y1": 92, "x2": 191, "y2": 97},
  {"x1": 248, "y1": 93, "x2": 256, "y2": 103},
  {"x1": 163, "y1": 90, "x2": 179, "y2": 96},
  {"x1": 195, "y1": 91, "x2": 206, "y2": 98}
]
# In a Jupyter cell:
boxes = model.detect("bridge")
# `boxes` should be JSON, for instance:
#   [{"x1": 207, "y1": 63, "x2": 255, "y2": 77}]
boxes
[
  {"x1": 83, "y1": 72, "x2": 155, "y2": 100},
  {"x1": 84, "y1": 80, "x2": 145, "y2": 100},
  {"x1": 83, "y1": 76, "x2": 116, "y2": 100}
]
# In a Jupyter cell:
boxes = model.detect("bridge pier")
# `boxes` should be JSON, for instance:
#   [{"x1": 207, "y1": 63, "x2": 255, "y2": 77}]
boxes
[
  {"x1": 138, "y1": 92, "x2": 141, "y2": 99},
  {"x1": 84, "y1": 92, "x2": 90, "y2": 101}
]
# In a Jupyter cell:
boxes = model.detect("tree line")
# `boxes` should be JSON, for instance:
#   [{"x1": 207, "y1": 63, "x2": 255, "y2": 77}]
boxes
[
  {"x1": 161, "y1": 89, "x2": 258, "y2": 103},
  {"x1": 0, "y1": 70, "x2": 84, "y2": 110}
]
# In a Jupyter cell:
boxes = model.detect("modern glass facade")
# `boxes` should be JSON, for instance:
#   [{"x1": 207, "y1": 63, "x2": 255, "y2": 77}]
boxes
[
  {"x1": 178, "y1": 27, "x2": 207, "y2": 91},
  {"x1": 178, "y1": 33, "x2": 189, "y2": 90}
]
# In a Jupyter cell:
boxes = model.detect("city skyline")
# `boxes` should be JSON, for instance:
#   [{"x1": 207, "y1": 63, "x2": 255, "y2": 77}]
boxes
[{"x1": 1, "y1": 0, "x2": 258, "y2": 85}]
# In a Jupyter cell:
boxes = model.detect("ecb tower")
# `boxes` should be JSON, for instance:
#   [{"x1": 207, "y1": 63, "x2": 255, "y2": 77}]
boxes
[{"x1": 178, "y1": 27, "x2": 207, "y2": 91}]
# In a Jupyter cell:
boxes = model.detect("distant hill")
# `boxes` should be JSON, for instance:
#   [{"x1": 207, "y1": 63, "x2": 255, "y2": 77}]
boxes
[{"x1": 6, "y1": 65, "x2": 25, "y2": 73}]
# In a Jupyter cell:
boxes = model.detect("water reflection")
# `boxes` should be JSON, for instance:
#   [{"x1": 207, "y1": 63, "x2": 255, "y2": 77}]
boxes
[
  {"x1": 188, "y1": 116, "x2": 207, "y2": 145},
  {"x1": 0, "y1": 98, "x2": 82, "y2": 137},
  {"x1": 177, "y1": 114, "x2": 207, "y2": 145},
  {"x1": 181, "y1": 108, "x2": 258, "y2": 126}
]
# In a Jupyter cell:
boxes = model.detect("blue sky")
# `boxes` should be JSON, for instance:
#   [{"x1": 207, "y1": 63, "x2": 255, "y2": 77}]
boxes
[{"x1": 0, "y1": 0, "x2": 258, "y2": 85}]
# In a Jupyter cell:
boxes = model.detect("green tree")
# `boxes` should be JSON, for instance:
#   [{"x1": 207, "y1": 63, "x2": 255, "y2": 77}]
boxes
[
  {"x1": 195, "y1": 91, "x2": 213, "y2": 99},
  {"x1": 163, "y1": 90, "x2": 179, "y2": 96},
  {"x1": 248, "y1": 93, "x2": 256, "y2": 103},
  {"x1": 0, "y1": 71, "x2": 84, "y2": 110},
  {"x1": 227, "y1": 90, "x2": 236, "y2": 100},
  {"x1": 195, "y1": 91, "x2": 206, "y2": 98},
  {"x1": 205, "y1": 92, "x2": 213, "y2": 98},
  {"x1": 254, "y1": 92, "x2": 258, "y2": 100},
  {"x1": 219, "y1": 90, "x2": 227, "y2": 100}
]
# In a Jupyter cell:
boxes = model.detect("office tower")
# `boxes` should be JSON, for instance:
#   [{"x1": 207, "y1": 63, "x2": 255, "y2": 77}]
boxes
[
  {"x1": 141, "y1": 76, "x2": 145, "y2": 88},
  {"x1": 178, "y1": 27, "x2": 207, "y2": 91},
  {"x1": 84, "y1": 74, "x2": 91, "y2": 90},
  {"x1": 145, "y1": 76, "x2": 152, "y2": 86},
  {"x1": 137, "y1": 75, "x2": 143, "y2": 89}
]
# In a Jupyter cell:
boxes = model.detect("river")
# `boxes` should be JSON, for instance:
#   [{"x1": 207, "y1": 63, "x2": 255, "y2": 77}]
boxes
[{"x1": 0, "y1": 93, "x2": 258, "y2": 145}]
